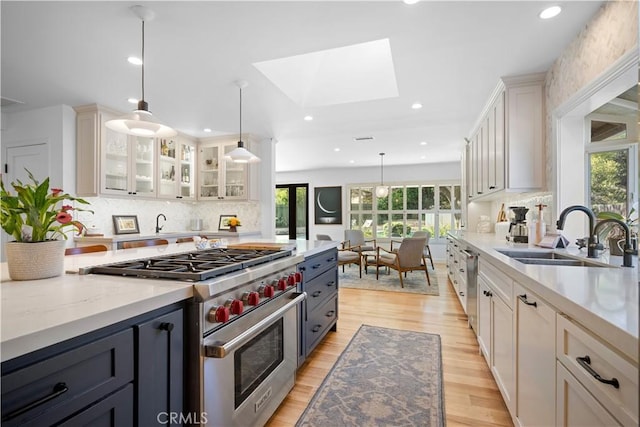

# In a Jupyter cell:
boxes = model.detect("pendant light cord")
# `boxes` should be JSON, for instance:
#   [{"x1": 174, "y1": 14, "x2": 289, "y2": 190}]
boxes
[
  {"x1": 379, "y1": 152, "x2": 385, "y2": 185},
  {"x1": 141, "y1": 20, "x2": 145, "y2": 103},
  {"x1": 239, "y1": 86, "x2": 242, "y2": 144}
]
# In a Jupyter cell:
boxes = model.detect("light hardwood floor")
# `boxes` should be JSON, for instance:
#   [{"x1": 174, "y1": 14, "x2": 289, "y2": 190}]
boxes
[{"x1": 266, "y1": 263, "x2": 513, "y2": 427}]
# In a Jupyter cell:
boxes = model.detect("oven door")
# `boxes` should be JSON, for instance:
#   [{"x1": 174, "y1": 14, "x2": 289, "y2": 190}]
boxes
[{"x1": 202, "y1": 292, "x2": 305, "y2": 427}]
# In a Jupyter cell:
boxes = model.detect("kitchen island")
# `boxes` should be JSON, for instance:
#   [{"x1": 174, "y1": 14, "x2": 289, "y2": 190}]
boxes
[{"x1": 1, "y1": 238, "x2": 338, "y2": 362}]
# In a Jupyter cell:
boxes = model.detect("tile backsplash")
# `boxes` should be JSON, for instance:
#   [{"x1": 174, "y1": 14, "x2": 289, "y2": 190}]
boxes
[{"x1": 75, "y1": 197, "x2": 261, "y2": 235}]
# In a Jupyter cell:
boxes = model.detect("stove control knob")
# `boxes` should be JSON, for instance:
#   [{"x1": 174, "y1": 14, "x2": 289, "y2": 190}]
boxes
[
  {"x1": 295, "y1": 272, "x2": 303, "y2": 283},
  {"x1": 208, "y1": 306, "x2": 230, "y2": 323},
  {"x1": 287, "y1": 274, "x2": 296, "y2": 286},
  {"x1": 259, "y1": 284, "x2": 275, "y2": 298},
  {"x1": 277, "y1": 278, "x2": 287, "y2": 291},
  {"x1": 225, "y1": 298, "x2": 244, "y2": 315},
  {"x1": 243, "y1": 291, "x2": 260, "y2": 306}
]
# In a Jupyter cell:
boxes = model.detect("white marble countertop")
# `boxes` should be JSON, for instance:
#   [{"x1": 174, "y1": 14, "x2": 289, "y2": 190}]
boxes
[
  {"x1": 450, "y1": 231, "x2": 638, "y2": 364},
  {"x1": 75, "y1": 229, "x2": 261, "y2": 243},
  {"x1": 0, "y1": 237, "x2": 339, "y2": 363}
]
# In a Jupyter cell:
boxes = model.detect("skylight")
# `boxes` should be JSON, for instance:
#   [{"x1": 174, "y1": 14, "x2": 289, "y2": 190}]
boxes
[{"x1": 253, "y1": 38, "x2": 399, "y2": 107}]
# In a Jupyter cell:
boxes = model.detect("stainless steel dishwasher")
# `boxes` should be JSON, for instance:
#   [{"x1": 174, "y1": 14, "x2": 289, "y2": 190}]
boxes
[{"x1": 462, "y1": 248, "x2": 478, "y2": 334}]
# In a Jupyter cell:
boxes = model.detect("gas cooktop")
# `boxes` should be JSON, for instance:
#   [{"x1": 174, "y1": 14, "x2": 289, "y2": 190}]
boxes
[{"x1": 87, "y1": 248, "x2": 293, "y2": 282}]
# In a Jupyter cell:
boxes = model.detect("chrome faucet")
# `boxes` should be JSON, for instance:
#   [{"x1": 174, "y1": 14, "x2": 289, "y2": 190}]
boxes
[
  {"x1": 556, "y1": 205, "x2": 600, "y2": 258},
  {"x1": 156, "y1": 213, "x2": 166, "y2": 234},
  {"x1": 594, "y1": 218, "x2": 633, "y2": 267}
]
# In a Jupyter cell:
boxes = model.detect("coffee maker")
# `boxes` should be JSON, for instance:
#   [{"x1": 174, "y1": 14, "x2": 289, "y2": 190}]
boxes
[{"x1": 508, "y1": 206, "x2": 529, "y2": 243}]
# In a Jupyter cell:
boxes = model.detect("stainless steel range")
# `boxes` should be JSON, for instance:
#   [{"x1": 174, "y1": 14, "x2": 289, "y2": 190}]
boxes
[{"x1": 87, "y1": 247, "x2": 305, "y2": 427}]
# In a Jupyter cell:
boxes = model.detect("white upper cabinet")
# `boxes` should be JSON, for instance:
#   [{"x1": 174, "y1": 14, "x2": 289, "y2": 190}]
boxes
[
  {"x1": 466, "y1": 73, "x2": 544, "y2": 200},
  {"x1": 157, "y1": 136, "x2": 197, "y2": 200},
  {"x1": 198, "y1": 136, "x2": 252, "y2": 201}
]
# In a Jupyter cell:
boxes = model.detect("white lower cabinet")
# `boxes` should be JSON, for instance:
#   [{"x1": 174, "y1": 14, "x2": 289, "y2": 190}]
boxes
[
  {"x1": 491, "y1": 293, "x2": 514, "y2": 413},
  {"x1": 477, "y1": 275, "x2": 492, "y2": 360},
  {"x1": 556, "y1": 362, "x2": 620, "y2": 426},
  {"x1": 515, "y1": 283, "x2": 556, "y2": 427}
]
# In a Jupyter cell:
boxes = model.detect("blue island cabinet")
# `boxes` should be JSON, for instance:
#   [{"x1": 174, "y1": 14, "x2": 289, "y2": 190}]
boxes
[
  {"x1": 1, "y1": 302, "x2": 186, "y2": 427},
  {"x1": 297, "y1": 247, "x2": 338, "y2": 366}
]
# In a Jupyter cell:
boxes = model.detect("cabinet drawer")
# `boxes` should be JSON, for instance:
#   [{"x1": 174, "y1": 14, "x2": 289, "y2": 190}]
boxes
[
  {"x1": 556, "y1": 314, "x2": 638, "y2": 426},
  {"x1": 1, "y1": 328, "x2": 134, "y2": 426},
  {"x1": 478, "y1": 258, "x2": 512, "y2": 308},
  {"x1": 58, "y1": 383, "x2": 134, "y2": 427},
  {"x1": 299, "y1": 248, "x2": 338, "y2": 282},
  {"x1": 305, "y1": 296, "x2": 338, "y2": 354},
  {"x1": 305, "y1": 268, "x2": 338, "y2": 313}
]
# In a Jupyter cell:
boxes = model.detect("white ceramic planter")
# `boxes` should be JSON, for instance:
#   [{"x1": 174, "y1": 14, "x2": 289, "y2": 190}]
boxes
[{"x1": 5, "y1": 240, "x2": 66, "y2": 281}]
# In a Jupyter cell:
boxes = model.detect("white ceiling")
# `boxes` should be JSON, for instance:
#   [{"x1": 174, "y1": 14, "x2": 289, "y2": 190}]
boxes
[{"x1": 1, "y1": 1, "x2": 604, "y2": 172}]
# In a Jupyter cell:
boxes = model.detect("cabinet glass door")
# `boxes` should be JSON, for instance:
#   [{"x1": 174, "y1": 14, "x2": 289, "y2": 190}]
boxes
[
  {"x1": 158, "y1": 138, "x2": 177, "y2": 198},
  {"x1": 133, "y1": 137, "x2": 155, "y2": 195},
  {"x1": 223, "y1": 144, "x2": 246, "y2": 198},
  {"x1": 199, "y1": 146, "x2": 220, "y2": 198},
  {"x1": 179, "y1": 142, "x2": 195, "y2": 199},
  {"x1": 103, "y1": 128, "x2": 130, "y2": 193}
]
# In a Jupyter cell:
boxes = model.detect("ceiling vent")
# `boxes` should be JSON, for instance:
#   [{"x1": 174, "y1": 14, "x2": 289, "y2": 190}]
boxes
[{"x1": 353, "y1": 136, "x2": 375, "y2": 142}]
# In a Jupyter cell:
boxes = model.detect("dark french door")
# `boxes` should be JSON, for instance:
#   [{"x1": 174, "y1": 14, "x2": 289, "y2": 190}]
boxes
[{"x1": 275, "y1": 184, "x2": 309, "y2": 240}]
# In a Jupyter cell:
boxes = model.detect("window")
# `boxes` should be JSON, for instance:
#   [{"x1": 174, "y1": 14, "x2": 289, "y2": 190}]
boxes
[
  {"x1": 348, "y1": 183, "x2": 462, "y2": 241},
  {"x1": 587, "y1": 109, "x2": 638, "y2": 223}
]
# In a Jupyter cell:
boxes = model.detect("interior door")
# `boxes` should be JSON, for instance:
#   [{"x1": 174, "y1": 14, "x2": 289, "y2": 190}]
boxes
[{"x1": 275, "y1": 184, "x2": 308, "y2": 240}]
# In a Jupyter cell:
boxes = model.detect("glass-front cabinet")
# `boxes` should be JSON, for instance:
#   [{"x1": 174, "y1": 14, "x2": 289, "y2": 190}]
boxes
[
  {"x1": 157, "y1": 136, "x2": 196, "y2": 200},
  {"x1": 198, "y1": 138, "x2": 248, "y2": 200},
  {"x1": 102, "y1": 134, "x2": 155, "y2": 197}
]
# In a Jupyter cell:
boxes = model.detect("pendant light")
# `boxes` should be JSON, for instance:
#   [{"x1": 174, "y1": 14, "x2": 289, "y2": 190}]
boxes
[
  {"x1": 105, "y1": 5, "x2": 176, "y2": 138},
  {"x1": 375, "y1": 152, "x2": 389, "y2": 198},
  {"x1": 224, "y1": 80, "x2": 261, "y2": 163}
]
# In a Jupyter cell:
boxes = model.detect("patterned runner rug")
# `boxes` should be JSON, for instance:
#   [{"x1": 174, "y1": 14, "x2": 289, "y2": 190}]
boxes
[
  {"x1": 296, "y1": 325, "x2": 445, "y2": 427},
  {"x1": 338, "y1": 264, "x2": 439, "y2": 295}
]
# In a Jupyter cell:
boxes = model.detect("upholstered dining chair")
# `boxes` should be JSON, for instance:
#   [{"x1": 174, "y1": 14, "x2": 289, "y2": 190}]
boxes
[
  {"x1": 343, "y1": 229, "x2": 376, "y2": 253},
  {"x1": 121, "y1": 239, "x2": 169, "y2": 249},
  {"x1": 375, "y1": 236, "x2": 431, "y2": 287},
  {"x1": 411, "y1": 231, "x2": 435, "y2": 270},
  {"x1": 65, "y1": 244, "x2": 108, "y2": 255},
  {"x1": 337, "y1": 242, "x2": 362, "y2": 277}
]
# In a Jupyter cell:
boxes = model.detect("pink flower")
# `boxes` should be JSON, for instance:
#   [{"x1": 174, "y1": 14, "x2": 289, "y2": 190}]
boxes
[
  {"x1": 56, "y1": 211, "x2": 72, "y2": 224},
  {"x1": 61, "y1": 204, "x2": 73, "y2": 212},
  {"x1": 51, "y1": 188, "x2": 63, "y2": 196}
]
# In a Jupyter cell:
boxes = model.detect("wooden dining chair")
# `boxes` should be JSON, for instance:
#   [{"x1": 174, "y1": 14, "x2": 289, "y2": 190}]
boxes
[
  {"x1": 176, "y1": 237, "x2": 196, "y2": 243},
  {"x1": 121, "y1": 239, "x2": 169, "y2": 249},
  {"x1": 65, "y1": 244, "x2": 109, "y2": 255}
]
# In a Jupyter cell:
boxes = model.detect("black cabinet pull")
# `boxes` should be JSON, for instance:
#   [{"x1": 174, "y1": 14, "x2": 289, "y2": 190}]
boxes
[
  {"x1": 325, "y1": 310, "x2": 335, "y2": 317},
  {"x1": 483, "y1": 290, "x2": 493, "y2": 297},
  {"x1": 459, "y1": 291, "x2": 465, "y2": 296},
  {"x1": 312, "y1": 325, "x2": 321, "y2": 333},
  {"x1": 159, "y1": 322, "x2": 174, "y2": 331},
  {"x1": 489, "y1": 186, "x2": 496, "y2": 190},
  {"x1": 576, "y1": 355, "x2": 619, "y2": 389},
  {"x1": 312, "y1": 263, "x2": 322, "y2": 269},
  {"x1": 312, "y1": 290, "x2": 322, "y2": 298},
  {"x1": 518, "y1": 294, "x2": 537, "y2": 307},
  {"x1": 3, "y1": 382, "x2": 68, "y2": 421},
  {"x1": 326, "y1": 281, "x2": 335, "y2": 287}
]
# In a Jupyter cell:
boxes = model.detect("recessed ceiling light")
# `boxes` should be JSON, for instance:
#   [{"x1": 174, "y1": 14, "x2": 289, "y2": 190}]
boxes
[
  {"x1": 349, "y1": 160, "x2": 355, "y2": 164},
  {"x1": 539, "y1": 6, "x2": 561, "y2": 19},
  {"x1": 403, "y1": 0, "x2": 420, "y2": 4},
  {"x1": 304, "y1": 115, "x2": 313, "y2": 121},
  {"x1": 127, "y1": 98, "x2": 139, "y2": 104},
  {"x1": 334, "y1": 148, "x2": 341, "y2": 152},
  {"x1": 204, "y1": 128, "x2": 212, "y2": 133},
  {"x1": 420, "y1": 155, "x2": 426, "y2": 159},
  {"x1": 127, "y1": 56, "x2": 143, "y2": 65},
  {"x1": 411, "y1": 102, "x2": 423, "y2": 110},
  {"x1": 420, "y1": 141, "x2": 428, "y2": 146}
]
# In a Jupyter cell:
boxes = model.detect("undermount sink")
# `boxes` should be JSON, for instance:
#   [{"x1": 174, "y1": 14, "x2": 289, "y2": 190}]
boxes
[{"x1": 496, "y1": 249, "x2": 613, "y2": 268}]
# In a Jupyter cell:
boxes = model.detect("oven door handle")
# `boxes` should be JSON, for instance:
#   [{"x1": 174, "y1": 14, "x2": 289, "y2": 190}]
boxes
[{"x1": 204, "y1": 292, "x2": 307, "y2": 358}]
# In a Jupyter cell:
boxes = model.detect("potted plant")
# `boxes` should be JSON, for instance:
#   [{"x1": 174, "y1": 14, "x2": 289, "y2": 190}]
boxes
[
  {"x1": 596, "y1": 208, "x2": 637, "y2": 256},
  {"x1": 1, "y1": 171, "x2": 92, "y2": 280}
]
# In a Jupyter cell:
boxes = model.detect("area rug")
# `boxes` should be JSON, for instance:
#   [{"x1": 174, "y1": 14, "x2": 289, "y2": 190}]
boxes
[
  {"x1": 296, "y1": 325, "x2": 445, "y2": 427},
  {"x1": 338, "y1": 264, "x2": 439, "y2": 295}
]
